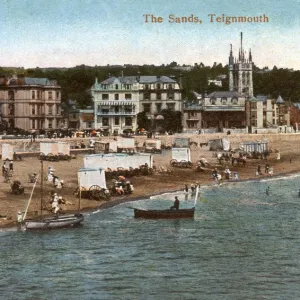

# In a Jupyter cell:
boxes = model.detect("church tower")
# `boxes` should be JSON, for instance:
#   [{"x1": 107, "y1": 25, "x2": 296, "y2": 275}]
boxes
[{"x1": 229, "y1": 32, "x2": 253, "y2": 98}]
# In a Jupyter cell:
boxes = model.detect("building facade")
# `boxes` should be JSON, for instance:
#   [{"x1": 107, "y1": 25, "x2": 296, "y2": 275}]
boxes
[
  {"x1": 91, "y1": 75, "x2": 182, "y2": 134},
  {"x1": 246, "y1": 95, "x2": 290, "y2": 132},
  {"x1": 0, "y1": 75, "x2": 62, "y2": 132},
  {"x1": 229, "y1": 33, "x2": 253, "y2": 98}
]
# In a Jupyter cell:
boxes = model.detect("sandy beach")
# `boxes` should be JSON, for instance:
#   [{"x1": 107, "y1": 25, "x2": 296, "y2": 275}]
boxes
[{"x1": 1, "y1": 134, "x2": 300, "y2": 228}]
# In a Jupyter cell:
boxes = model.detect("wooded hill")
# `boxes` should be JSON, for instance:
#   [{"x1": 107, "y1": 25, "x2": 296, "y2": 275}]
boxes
[{"x1": 1, "y1": 63, "x2": 300, "y2": 108}]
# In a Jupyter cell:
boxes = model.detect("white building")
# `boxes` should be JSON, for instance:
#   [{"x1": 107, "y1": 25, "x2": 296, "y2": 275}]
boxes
[{"x1": 91, "y1": 75, "x2": 182, "y2": 134}]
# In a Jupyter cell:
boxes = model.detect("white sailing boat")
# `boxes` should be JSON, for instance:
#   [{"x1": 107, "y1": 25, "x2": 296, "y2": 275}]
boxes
[{"x1": 20, "y1": 161, "x2": 84, "y2": 231}]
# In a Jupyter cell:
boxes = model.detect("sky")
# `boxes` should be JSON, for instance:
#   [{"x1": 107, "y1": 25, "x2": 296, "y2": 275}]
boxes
[{"x1": 1, "y1": 0, "x2": 300, "y2": 70}]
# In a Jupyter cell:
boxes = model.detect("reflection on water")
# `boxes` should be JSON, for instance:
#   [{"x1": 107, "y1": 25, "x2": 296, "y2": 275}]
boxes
[{"x1": 1, "y1": 176, "x2": 300, "y2": 299}]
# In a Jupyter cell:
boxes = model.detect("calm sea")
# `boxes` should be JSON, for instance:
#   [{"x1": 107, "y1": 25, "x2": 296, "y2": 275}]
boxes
[{"x1": 1, "y1": 175, "x2": 300, "y2": 300}]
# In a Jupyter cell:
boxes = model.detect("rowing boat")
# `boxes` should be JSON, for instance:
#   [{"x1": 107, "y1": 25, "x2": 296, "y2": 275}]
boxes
[{"x1": 134, "y1": 208, "x2": 195, "y2": 219}]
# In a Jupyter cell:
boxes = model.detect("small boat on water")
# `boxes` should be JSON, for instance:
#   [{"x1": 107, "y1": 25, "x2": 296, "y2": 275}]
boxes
[
  {"x1": 134, "y1": 208, "x2": 195, "y2": 219},
  {"x1": 23, "y1": 213, "x2": 84, "y2": 230},
  {"x1": 20, "y1": 161, "x2": 84, "y2": 231}
]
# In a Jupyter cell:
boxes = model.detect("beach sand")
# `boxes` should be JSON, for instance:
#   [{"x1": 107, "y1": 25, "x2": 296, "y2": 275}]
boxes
[{"x1": 0, "y1": 136, "x2": 300, "y2": 228}]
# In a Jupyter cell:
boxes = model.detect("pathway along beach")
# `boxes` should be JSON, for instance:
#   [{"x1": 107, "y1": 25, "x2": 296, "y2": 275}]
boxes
[{"x1": 0, "y1": 134, "x2": 300, "y2": 229}]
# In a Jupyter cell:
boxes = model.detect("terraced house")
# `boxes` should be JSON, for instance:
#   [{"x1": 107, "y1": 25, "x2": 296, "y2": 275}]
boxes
[
  {"x1": 91, "y1": 75, "x2": 182, "y2": 134},
  {"x1": 0, "y1": 75, "x2": 62, "y2": 132}
]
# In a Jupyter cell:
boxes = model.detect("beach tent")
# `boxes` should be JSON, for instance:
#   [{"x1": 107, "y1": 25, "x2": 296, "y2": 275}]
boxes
[
  {"x1": 171, "y1": 148, "x2": 191, "y2": 162},
  {"x1": 83, "y1": 153, "x2": 153, "y2": 170},
  {"x1": 208, "y1": 138, "x2": 230, "y2": 151},
  {"x1": 173, "y1": 137, "x2": 190, "y2": 148},
  {"x1": 1, "y1": 144, "x2": 14, "y2": 160},
  {"x1": 240, "y1": 141, "x2": 268, "y2": 153}
]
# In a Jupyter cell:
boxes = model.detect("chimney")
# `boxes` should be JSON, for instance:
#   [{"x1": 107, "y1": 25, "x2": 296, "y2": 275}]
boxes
[
  {"x1": 17, "y1": 74, "x2": 25, "y2": 85},
  {"x1": 0, "y1": 75, "x2": 5, "y2": 85}
]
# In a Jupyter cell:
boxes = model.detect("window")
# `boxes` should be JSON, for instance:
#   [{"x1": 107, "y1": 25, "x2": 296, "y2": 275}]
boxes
[
  {"x1": 102, "y1": 109, "x2": 109, "y2": 114},
  {"x1": 102, "y1": 94, "x2": 109, "y2": 100},
  {"x1": 48, "y1": 105, "x2": 53, "y2": 115},
  {"x1": 102, "y1": 117, "x2": 109, "y2": 126},
  {"x1": 157, "y1": 83, "x2": 161, "y2": 89},
  {"x1": 48, "y1": 120, "x2": 53, "y2": 129},
  {"x1": 221, "y1": 97, "x2": 227, "y2": 105},
  {"x1": 168, "y1": 92, "x2": 174, "y2": 100},
  {"x1": 168, "y1": 84, "x2": 173, "y2": 89},
  {"x1": 125, "y1": 117, "x2": 132, "y2": 126},
  {"x1": 56, "y1": 92, "x2": 60, "y2": 100},
  {"x1": 56, "y1": 105, "x2": 59, "y2": 115},
  {"x1": 144, "y1": 92, "x2": 150, "y2": 100},
  {"x1": 143, "y1": 104, "x2": 151, "y2": 113},
  {"x1": 48, "y1": 91, "x2": 52, "y2": 100},
  {"x1": 125, "y1": 108, "x2": 132, "y2": 114},
  {"x1": 8, "y1": 91, "x2": 14, "y2": 101},
  {"x1": 115, "y1": 117, "x2": 120, "y2": 125},
  {"x1": 210, "y1": 97, "x2": 216, "y2": 105},
  {"x1": 125, "y1": 93, "x2": 132, "y2": 100},
  {"x1": 37, "y1": 91, "x2": 41, "y2": 99},
  {"x1": 114, "y1": 94, "x2": 119, "y2": 100},
  {"x1": 32, "y1": 91, "x2": 35, "y2": 99},
  {"x1": 167, "y1": 103, "x2": 175, "y2": 111},
  {"x1": 156, "y1": 93, "x2": 161, "y2": 100},
  {"x1": 115, "y1": 84, "x2": 119, "y2": 90},
  {"x1": 8, "y1": 104, "x2": 14, "y2": 115},
  {"x1": 145, "y1": 84, "x2": 149, "y2": 90},
  {"x1": 115, "y1": 107, "x2": 119, "y2": 113},
  {"x1": 156, "y1": 103, "x2": 162, "y2": 113},
  {"x1": 32, "y1": 106, "x2": 36, "y2": 115},
  {"x1": 231, "y1": 97, "x2": 238, "y2": 104},
  {"x1": 32, "y1": 119, "x2": 36, "y2": 129}
]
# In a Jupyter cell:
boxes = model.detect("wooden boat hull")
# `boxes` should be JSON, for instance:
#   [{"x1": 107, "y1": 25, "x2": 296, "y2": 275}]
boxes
[
  {"x1": 22, "y1": 213, "x2": 84, "y2": 230},
  {"x1": 134, "y1": 208, "x2": 195, "y2": 219}
]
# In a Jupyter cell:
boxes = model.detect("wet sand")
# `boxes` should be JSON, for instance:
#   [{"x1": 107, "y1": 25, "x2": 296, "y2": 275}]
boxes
[{"x1": 1, "y1": 136, "x2": 300, "y2": 228}]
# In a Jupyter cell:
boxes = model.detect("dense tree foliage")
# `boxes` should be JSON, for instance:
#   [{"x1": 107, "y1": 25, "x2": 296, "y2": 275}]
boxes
[{"x1": 2, "y1": 62, "x2": 300, "y2": 108}]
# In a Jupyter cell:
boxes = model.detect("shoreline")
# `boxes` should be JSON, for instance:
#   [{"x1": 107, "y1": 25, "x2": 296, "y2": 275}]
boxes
[{"x1": 2, "y1": 169, "x2": 299, "y2": 231}]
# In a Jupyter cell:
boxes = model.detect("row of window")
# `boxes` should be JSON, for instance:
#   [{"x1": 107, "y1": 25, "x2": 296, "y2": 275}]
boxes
[
  {"x1": 102, "y1": 94, "x2": 132, "y2": 100},
  {"x1": 143, "y1": 103, "x2": 175, "y2": 113},
  {"x1": 101, "y1": 84, "x2": 175, "y2": 90},
  {"x1": 99, "y1": 116, "x2": 133, "y2": 126},
  {"x1": 32, "y1": 91, "x2": 60, "y2": 100},
  {"x1": 209, "y1": 97, "x2": 239, "y2": 105}
]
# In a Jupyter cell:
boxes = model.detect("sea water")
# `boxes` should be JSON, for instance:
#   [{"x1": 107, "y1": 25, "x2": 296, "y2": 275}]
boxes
[{"x1": 1, "y1": 175, "x2": 300, "y2": 300}]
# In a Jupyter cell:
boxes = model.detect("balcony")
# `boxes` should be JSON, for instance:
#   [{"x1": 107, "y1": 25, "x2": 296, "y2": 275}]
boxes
[
  {"x1": 203, "y1": 105, "x2": 244, "y2": 112},
  {"x1": 97, "y1": 111, "x2": 136, "y2": 116},
  {"x1": 98, "y1": 100, "x2": 136, "y2": 106}
]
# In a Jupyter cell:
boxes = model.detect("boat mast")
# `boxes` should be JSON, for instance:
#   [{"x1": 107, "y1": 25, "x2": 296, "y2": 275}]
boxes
[
  {"x1": 40, "y1": 160, "x2": 44, "y2": 216},
  {"x1": 78, "y1": 186, "x2": 81, "y2": 213}
]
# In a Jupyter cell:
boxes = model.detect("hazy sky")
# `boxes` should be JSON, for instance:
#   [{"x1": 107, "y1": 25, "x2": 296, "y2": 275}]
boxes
[{"x1": 1, "y1": 0, "x2": 299, "y2": 69}]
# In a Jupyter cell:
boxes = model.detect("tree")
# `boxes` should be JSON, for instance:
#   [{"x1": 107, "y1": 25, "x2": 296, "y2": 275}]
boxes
[{"x1": 137, "y1": 112, "x2": 151, "y2": 131}]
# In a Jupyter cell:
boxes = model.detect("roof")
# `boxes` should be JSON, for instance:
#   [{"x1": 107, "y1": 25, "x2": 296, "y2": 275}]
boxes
[
  {"x1": 206, "y1": 91, "x2": 242, "y2": 98},
  {"x1": 97, "y1": 75, "x2": 177, "y2": 86},
  {"x1": 276, "y1": 95, "x2": 284, "y2": 104},
  {"x1": 7, "y1": 77, "x2": 59, "y2": 87},
  {"x1": 293, "y1": 102, "x2": 300, "y2": 109},
  {"x1": 256, "y1": 95, "x2": 268, "y2": 102}
]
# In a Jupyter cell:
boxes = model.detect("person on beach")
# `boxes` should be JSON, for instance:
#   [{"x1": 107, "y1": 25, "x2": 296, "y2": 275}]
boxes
[
  {"x1": 265, "y1": 163, "x2": 269, "y2": 174},
  {"x1": 256, "y1": 165, "x2": 262, "y2": 176},
  {"x1": 184, "y1": 184, "x2": 189, "y2": 193},
  {"x1": 170, "y1": 196, "x2": 180, "y2": 210},
  {"x1": 266, "y1": 186, "x2": 270, "y2": 195},
  {"x1": 190, "y1": 183, "x2": 196, "y2": 193},
  {"x1": 9, "y1": 160, "x2": 13, "y2": 171}
]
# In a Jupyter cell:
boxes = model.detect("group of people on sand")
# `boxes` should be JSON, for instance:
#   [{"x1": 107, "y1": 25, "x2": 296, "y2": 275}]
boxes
[
  {"x1": 184, "y1": 183, "x2": 199, "y2": 193},
  {"x1": 48, "y1": 167, "x2": 64, "y2": 189},
  {"x1": 112, "y1": 176, "x2": 134, "y2": 196},
  {"x1": 50, "y1": 192, "x2": 73, "y2": 214},
  {"x1": 256, "y1": 164, "x2": 274, "y2": 176}
]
